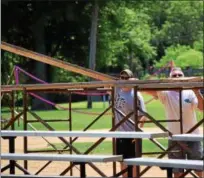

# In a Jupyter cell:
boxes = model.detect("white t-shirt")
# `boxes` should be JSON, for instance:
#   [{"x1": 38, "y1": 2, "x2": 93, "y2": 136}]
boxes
[{"x1": 157, "y1": 90, "x2": 199, "y2": 134}]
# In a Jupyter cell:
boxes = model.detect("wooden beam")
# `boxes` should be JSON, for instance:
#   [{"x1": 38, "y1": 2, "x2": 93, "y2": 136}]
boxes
[
  {"x1": 1, "y1": 80, "x2": 203, "y2": 92},
  {"x1": 1, "y1": 41, "x2": 117, "y2": 81}
]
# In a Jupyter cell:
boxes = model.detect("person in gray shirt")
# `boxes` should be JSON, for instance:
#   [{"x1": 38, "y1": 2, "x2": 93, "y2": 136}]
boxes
[{"x1": 114, "y1": 69, "x2": 147, "y2": 177}]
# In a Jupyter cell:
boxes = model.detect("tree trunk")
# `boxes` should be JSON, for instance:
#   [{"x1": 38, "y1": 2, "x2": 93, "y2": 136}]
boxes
[
  {"x1": 87, "y1": 0, "x2": 99, "y2": 109},
  {"x1": 31, "y1": 16, "x2": 53, "y2": 110}
]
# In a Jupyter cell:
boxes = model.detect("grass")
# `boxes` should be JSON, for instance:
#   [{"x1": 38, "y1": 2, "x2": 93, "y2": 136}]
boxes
[
  {"x1": 31, "y1": 139, "x2": 168, "y2": 156},
  {"x1": 1, "y1": 94, "x2": 203, "y2": 131},
  {"x1": 2, "y1": 94, "x2": 202, "y2": 156}
]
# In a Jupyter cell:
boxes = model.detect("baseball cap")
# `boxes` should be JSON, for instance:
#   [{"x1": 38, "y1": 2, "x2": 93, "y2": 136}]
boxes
[{"x1": 120, "y1": 69, "x2": 134, "y2": 78}]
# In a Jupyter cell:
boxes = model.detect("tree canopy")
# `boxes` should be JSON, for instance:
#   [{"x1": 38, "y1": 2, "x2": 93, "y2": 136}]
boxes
[
  {"x1": 2, "y1": 0, "x2": 203, "y2": 84},
  {"x1": 156, "y1": 45, "x2": 202, "y2": 69}
]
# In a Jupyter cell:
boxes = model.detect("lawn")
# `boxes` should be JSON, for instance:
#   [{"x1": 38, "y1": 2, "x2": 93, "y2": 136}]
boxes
[
  {"x1": 31, "y1": 139, "x2": 169, "y2": 156},
  {"x1": 1, "y1": 94, "x2": 202, "y2": 131},
  {"x1": 2, "y1": 94, "x2": 203, "y2": 156}
]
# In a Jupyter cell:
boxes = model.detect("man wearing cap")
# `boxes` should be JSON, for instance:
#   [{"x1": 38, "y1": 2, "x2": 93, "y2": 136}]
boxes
[
  {"x1": 145, "y1": 67, "x2": 203, "y2": 178},
  {"x1": 114, "y1": 69, "x2": 147, "y2": 177}
]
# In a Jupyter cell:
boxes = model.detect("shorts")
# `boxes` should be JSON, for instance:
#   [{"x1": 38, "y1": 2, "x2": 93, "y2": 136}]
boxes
[
  {"x1": 168, "y1": 140, "x2": 203, "y2": 173},
  {"x1": 116, "y1": 138, "x2": 142, "y2": 158}
]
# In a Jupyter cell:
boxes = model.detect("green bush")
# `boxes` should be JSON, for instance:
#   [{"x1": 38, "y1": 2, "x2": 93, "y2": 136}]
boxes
[
  {"x1": 176, "y1": 49, "x2": 203, "y2": 68},
  {"x1": 155, "y1": 45, "x2": 202, "y2": 69}
]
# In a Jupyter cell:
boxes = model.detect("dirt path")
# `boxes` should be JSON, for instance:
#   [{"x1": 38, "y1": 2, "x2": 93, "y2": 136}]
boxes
[{"x1": 1, "y1": 127, "x2": 202, "y2": 177}]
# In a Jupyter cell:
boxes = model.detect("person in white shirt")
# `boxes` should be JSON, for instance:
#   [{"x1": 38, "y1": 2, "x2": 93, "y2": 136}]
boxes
[{"x1": 145, "y1": 67, "x2": 203, "y2": 178}]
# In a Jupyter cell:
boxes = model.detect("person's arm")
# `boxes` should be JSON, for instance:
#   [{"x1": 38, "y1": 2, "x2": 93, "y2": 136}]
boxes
[
  {"x1": 138, "y1": 116, "x2": 147, "y2": 128},
  {"x1": 192, "y1": 89, "x2": 203, "y2": 111},
  {"x1": 137, "y1": 93, "x2": 148, "y2": 128}
]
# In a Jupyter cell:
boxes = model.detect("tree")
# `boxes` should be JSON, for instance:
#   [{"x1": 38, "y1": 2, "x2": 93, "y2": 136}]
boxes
[
  {"x1": 176, "y1": 50, "x2": 203, "y2": 68},
  {"x1": 155, "y1": 45, "x2": 202, "y2": 69},
  {"x1": 193, "y1": 39, "x2": 203, "y2": 52},
  {"x1": 154, "y1": 1, "x2": 203, "y2": 47},
  {"x1": 148, "y1": 1, "x2": 203, "y2": 62},
  {"x1": 87, "y1": 0, "x2": 99, "y2": 109},
  {"x1": 97, "y1": 0, "x2": 156, "y2": 73},
  {"x1": 1, "y1": 0, "x2": 92, "y2": 109},
  {"x1": 2, "y1": 0, "x2": 203, "y2": 92}
]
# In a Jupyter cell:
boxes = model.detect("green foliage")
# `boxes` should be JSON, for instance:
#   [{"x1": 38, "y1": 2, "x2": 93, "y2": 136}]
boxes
[
  {"x1": 155, "y1": 45, "x2": 191, "y2": 67},
  {"x1": 52, "y1": 69, "x2": 89, "y2": 83},
  {"x1": 2, "y1": 1, "x2": 91, "y2": 84},
  {"x1": 1, "y1": 0, "x2": 203, "y2": 84},
  {"x1": 156, "y1": 44, "x2": 202, "y2": 69},
  {"x1": 176, "y1": 50, "x2": 203, "y2": 68},
  {"x1": 193, "y1": 40, "x2": 203, "y2": 52},
  {"x1": 97, "y1": 1, "x2": 156, "y2": 72},
  {"x1": 149, "y1": 1, "x2": 203, "y2": 62},
  {"x1": 159, "y1": 1, "x2": 203, "y2": 46}
]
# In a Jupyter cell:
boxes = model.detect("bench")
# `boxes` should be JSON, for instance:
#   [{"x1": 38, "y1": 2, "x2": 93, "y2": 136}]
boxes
[
  {"x1": 0, "y1": 130, "x2": 169, "y2": 138},
  {"x1": 1, "y1": 130, "x2": 168, "y2": 177},
  {"x1": 1, "y1": 153, "x2": 123, "y2": 178},
  {"x1": 171, "y1": 134, "x2": 203, "y2": 142},
  {"x1": 124, "y1": 157, "x2": 204, "y2": 178}
]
